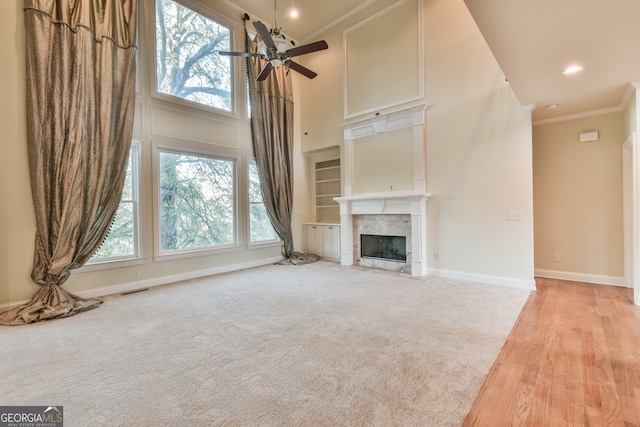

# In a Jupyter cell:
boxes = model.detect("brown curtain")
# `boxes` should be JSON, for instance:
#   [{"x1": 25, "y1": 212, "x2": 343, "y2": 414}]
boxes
[
  {"x1": 246, "y1": 32, "x2": 295, "y2": 258},
  {"x1": 0, "y1": 0, "x2": 137, "y2": 325}
]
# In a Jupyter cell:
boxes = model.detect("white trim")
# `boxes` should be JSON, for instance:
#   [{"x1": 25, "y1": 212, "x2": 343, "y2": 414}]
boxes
[
  {"x1": 534, "y1": 269, "x2": 627, "y2": 288},
  {"x1": 623, "y1": 132, "x2": 637, "y2": 292},
  {"x1": 0, "y1": 300, "x2": 29, "y2": 314},
  {"x1": 0, "y1": 257, "x2": 284, "y2": 314},
  {"x1": 343, "y1": 0, "x2": 424, "y2": 120},
  {"x1": 79, "y1": 256, "x2": 284, "y2": 299},
  {"x1": 340, "y1": 105, "x2": 427, "y2": 197},
  {"x1": 336, "y1": 194, "x2": 430, "y2": 276},
  {"x1": 302, "y1": 0, "x2": 378, "y2": 43},
  {"x1": 147, "y1": 0, "x2": 241, "y2": 119},
  {"x1": 429, "y1": 268, "x2": 536, "y2": 291},
  {"x1": 533, "y1": 105, "x2": 623, "y2": 126},
  {"x1": 152, "y1": 143, "x2": 241, "y2": 259},
  {"x1": 533, "y1": 82, "x2": 640, "y2": 126},
  {"x1": 620, "y1": 82, "x2": 640, "y2": 112}
]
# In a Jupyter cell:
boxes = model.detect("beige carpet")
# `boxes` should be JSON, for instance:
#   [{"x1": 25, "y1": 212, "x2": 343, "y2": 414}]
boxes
[{"x1": 0, "y1": 261, "x2": 530, "y2": 426}]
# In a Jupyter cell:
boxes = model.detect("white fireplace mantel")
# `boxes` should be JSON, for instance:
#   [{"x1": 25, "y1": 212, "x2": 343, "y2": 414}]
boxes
[
  {"x1": 335, "y1": 192, "x2": 431, "y2": 276},
  {"x1": 336, "y1": 104, "x2": 430, "y2": 276}
]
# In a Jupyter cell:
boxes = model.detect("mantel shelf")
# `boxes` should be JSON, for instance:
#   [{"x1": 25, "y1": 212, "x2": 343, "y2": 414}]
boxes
[{"x1": 335, "y1": 192, "x2": 431, "y2": 202}]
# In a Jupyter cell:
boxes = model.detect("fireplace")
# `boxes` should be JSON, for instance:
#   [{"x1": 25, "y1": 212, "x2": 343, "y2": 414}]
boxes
[
  {"x1": 335, "y1": 105, "x2": 430, "y2": 276},
  {"x1": 355, "y1": 214, "x2": 412, "y2": 272},
  {"x1": 361, "y1": 234, "x2": 407, "y2": 262},
  {"x1": 336, "y1": 195, "x2": 429, "y2": 275}
]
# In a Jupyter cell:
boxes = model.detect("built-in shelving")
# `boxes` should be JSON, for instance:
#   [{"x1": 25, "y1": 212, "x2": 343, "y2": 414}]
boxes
[{"x1": 314, "y1": 159, "x2": 341, "y2": 223}]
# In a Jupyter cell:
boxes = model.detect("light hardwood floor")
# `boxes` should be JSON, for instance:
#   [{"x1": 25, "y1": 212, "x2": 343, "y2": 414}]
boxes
[{"x1": 463, "y1": 277, "x2": 640, "y2": 426}]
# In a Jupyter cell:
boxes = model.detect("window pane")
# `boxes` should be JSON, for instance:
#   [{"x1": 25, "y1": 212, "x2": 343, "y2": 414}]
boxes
[
  {"x1": 91, "y1": 202, "x2": 135, "y2": 259},
  {"x1": 249, "y1": 162, "x2": 278, "y2": 243},
  {"x1": 248, "y1": 161, "x2": 263, "y2": 202},
  {"x1": 160, "y1": 151, "x2": 235, "y2": 251},
  {"x1": 121, "y1": 156, "x2": 133, "y2": 200},
  {"x1": 91, "y1": 145, "x2": 138, "y2": 261},
  {"x1": 250, "y1": 203, "x2": 278, "y2": 242},
  {"x1": 155, "y1": 0, "x2": 232, "y2": 111}
]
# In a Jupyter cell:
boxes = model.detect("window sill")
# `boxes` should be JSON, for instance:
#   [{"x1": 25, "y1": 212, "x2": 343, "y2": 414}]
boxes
[
  {"x1": 153, "y1": 244, "x2": 242, "y2": 263},
  {"x1": 79, "y1": 257, "x2": 146, "y2": 273}
]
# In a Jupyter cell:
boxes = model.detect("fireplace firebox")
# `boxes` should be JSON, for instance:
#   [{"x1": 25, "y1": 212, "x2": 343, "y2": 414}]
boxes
[{"x1": 360, "y1": 234, "x2": 407, "y2": 262}]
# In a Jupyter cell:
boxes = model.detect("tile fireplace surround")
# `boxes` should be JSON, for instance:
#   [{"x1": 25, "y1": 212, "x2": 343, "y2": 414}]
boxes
[
  {"x1": 336, "y1": 193, "x2": 430, "y2": 276},
  {"x1": 336, "y1": 105, "x2": 430, "y2": 276}
]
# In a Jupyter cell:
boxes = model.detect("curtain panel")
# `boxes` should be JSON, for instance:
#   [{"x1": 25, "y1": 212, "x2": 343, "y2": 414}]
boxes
[
  {"x1": 246, "y1": 32, "x2": 296, "y2": 258},
  {"x1": 0, "y1": 0, "x2": 137, "y2": 325}
]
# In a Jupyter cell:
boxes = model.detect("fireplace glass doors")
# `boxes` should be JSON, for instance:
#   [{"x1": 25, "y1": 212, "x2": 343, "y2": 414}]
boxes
[{"x1": 360, "y1": 234, "x2": 407, "y2": 262}]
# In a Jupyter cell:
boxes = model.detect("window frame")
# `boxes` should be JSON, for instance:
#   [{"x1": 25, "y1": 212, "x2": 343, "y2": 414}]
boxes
[
  {"x1": 152, "y1": 143, "x2": 241, "y2": 261},
  {"x1": 83, "y1": 140, "x2": 144, "y2": 271},
  {"x1": 149, "y1": 0, "x2": 242, "y2": 119},
  {"x1": 247, "y1": 158, "x2": 280, "y2": 247}
]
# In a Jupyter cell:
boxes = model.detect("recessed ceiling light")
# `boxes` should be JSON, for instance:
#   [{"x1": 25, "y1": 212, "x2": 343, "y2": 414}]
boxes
[
  {"x1": 563, "y1": 65, "x2": 584, "y2": 75},
  {"x1": 546, "y1": 104, "x2": 559, "y2": 110},
  {"x1": 289, "y1": 9, "x2": 299, "y2": 18}
]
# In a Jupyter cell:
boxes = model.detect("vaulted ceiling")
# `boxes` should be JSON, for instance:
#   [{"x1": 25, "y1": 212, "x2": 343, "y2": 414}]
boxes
[{"x1": 222, "y1": 0, "x2": 640, "y2": 124}]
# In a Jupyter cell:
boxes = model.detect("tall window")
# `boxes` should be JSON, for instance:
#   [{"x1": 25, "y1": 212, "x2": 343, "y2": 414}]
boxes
[
  {"x1": 155, "y1": 0, "x2": 232, "y2": 111},
  {"x1": 90, "y1": 143, "x2": 140, "y2": 262},
  {"x1": 158, "y1": 150, "x2": 236, "y2": 254},
  {"x1": 249, "y1": 161, "x2": 278, "y2": 244}
]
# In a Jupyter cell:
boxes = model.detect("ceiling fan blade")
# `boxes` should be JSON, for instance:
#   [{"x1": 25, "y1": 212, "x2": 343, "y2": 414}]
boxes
[
  {"x1": 284, "y1": 60, "x2": 318, "y2": 79},
  {"x1": 219, "y1": 51, "x2": 262, "y2": 58},
  {"x1": 257, "y1": 62, "x2": 274, "y2": 81},
  {"x1": 286, "y1": 40, "x2": 328, "y2": 58},
  {"x1": 253, "y1": 21, "x2": 276, "y2": 50}
]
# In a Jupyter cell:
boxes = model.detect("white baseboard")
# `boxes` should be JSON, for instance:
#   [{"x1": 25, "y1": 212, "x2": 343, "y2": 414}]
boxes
[
  {"x1": 79, "y1": 256, "x2": 285, "y2": 299},
  {"x1": 0, "y1": 257, "x2": 284, "y2": 313},
  {"x1": 0, "y1": 299, "x2": 30, "y2": 313},
  {"x1": 428, "y1": 268, "x2": 536, "y2": 290},
  {"x1": 534, "y1": 269, "x2": 627, "y2": 288}
]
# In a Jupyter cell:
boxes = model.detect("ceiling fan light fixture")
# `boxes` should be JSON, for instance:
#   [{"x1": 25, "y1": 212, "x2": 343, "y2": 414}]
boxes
[{"x1": 258, "y1": 37, "x2": 294, "y2": 57}]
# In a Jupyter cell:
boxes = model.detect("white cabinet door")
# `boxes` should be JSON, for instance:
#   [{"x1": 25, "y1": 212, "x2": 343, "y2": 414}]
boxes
[
  {"x1": 322, "y1": 225, "x2": 341, "y2": 260},
  {"x1": 305, "y1": 224, "x2": 340, "y2": 259},
  {"x1": 305, "y1": 224, "x2": 324, "y2": 256}
]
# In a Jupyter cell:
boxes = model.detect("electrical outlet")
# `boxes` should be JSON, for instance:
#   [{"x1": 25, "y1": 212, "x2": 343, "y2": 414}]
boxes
[
  {"x1": 434, "y1": 252, "x2": 441, "y2": 260},
  {"x1": 553, "y1": 253, "x2": 560, "y2": 262},
  {"x1": 369, "y1": 177, "x2": 374, "y2": 183},
  {"x1": 133, "y1": 270, "x2": 141, "y2": 278}
]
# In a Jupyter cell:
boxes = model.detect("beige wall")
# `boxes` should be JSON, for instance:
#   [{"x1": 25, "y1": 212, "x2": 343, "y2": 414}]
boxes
[
  {"x1": 424, "y1": 0, "x2": 534, "y2": 283},
  {"x1": 352, "y1": 128, "x2": 414, "y2": 193},
  {"x1": 533, "y1": 112, "x2": 625, "y2": 281},
  {"x1": 1, "y1": 0, "x2": 539, "y2": 306},
  {"x1": 1, "y1": 1, "x2": 36, "y2": 305},
  {"x1": 299, "y1": 0, "x2": 535, "y2": 286},
  {"x1": 0, "y1": 0, "x2": 300, "y2": 306}
]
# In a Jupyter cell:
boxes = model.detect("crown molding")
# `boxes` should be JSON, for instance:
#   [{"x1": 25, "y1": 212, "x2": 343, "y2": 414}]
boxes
[{"x1": 533, "y1": 82, "x2": 640, "y2": 126}]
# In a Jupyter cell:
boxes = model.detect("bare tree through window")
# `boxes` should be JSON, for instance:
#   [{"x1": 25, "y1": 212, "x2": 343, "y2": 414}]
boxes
[
  {"x1": 155, "y1": 0, "x2": 232, "y2": 111},
  {"x1": 159, "y1": 151, "x2": 235, "y2": 252}
]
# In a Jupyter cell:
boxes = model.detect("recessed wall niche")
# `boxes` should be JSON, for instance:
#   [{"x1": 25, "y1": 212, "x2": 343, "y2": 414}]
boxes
[
  {"x1": 343, "y1": 0, "x2": 423, "y2": 119},
  {"x1": 352, "y1": 127, "x2": 414, "y2": 193}
]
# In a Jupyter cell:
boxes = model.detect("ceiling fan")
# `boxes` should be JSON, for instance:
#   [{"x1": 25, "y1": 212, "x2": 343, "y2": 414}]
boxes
[{"x1": 218, "y1": 2, "x2": 328, "y2": 81}]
